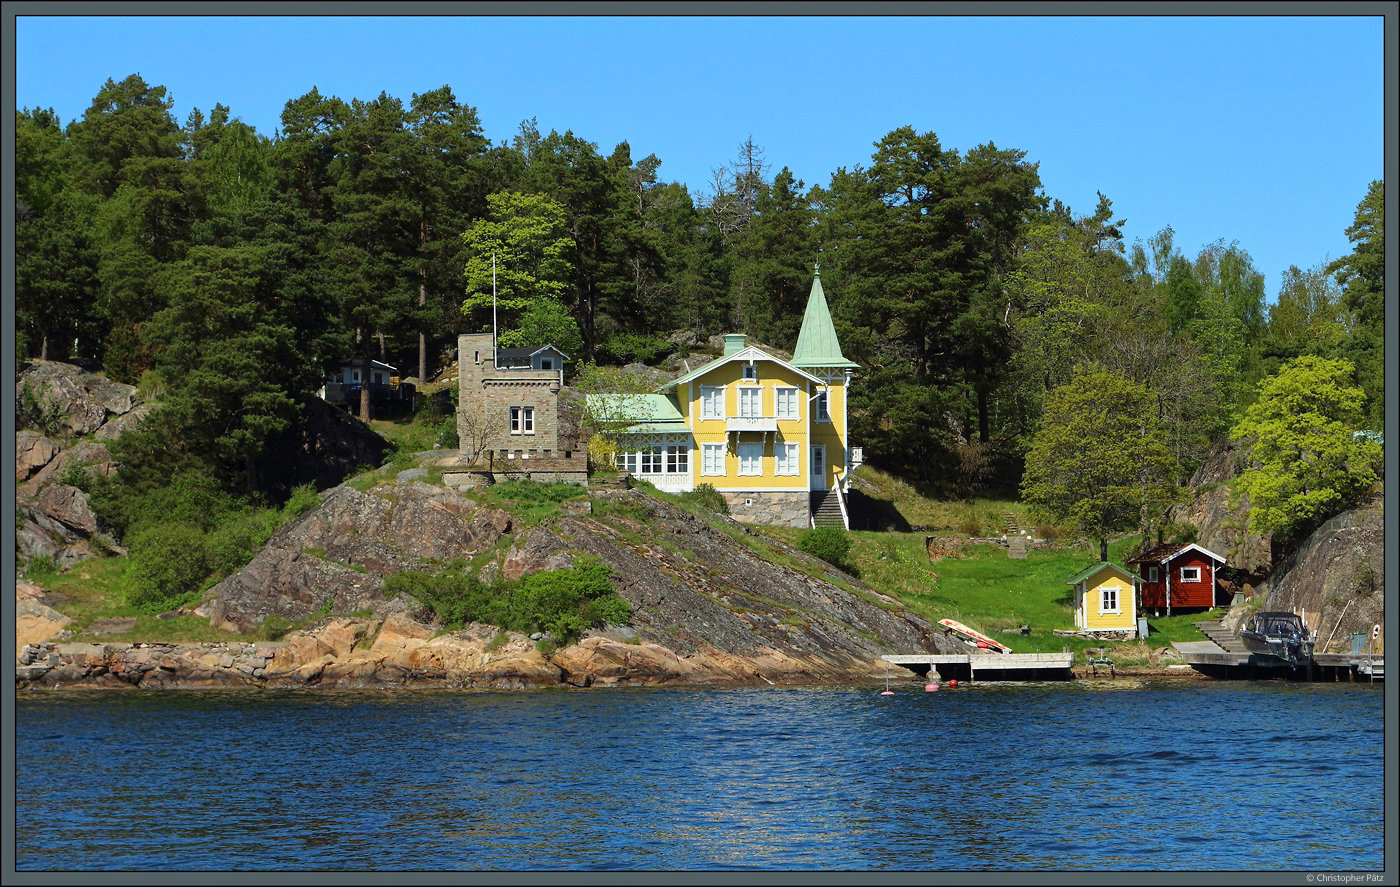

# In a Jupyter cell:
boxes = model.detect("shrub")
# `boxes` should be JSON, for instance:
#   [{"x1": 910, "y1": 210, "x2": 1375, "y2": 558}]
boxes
[
  {"x1": 24, "y1": 553, "x2": 60, "y2": 580},
  {"x1": 261, "y1": 614, "x2": 291, "y2": 641},
  {"x1": 797, "y1": 526, "x2": 853, "y2": 570},
  {"x1": 58, "y1": 463, "x2": 92, "y2": 491},
  {"x1": 281, "y1": 483, "x2": 321, "y2": 520},
  {"x1": 124, "y1": 523, "x2": 209, "y2": 612},
  {"x1": 18, "y1": 382, "x2": 65, "y2": 436},
  {"x1": 384, "y1": 555, "x2": 628, "y2": 645},
  {"x1": 679, "y1": 483, "x2": 729, "y2": 515},
  {"x1": 435, "y1": 416, "x2": 459, "y2": 449}
]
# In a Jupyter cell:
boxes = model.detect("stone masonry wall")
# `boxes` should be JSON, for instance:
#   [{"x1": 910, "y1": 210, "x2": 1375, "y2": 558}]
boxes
[{"x1": 722, "y1": 490, "x2": 811, "y2": 528}]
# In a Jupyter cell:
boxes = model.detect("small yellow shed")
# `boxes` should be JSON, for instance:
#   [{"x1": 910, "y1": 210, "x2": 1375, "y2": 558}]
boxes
[{"x1": 1066, "y1": 562, "x2": 1138, "y2": 636}]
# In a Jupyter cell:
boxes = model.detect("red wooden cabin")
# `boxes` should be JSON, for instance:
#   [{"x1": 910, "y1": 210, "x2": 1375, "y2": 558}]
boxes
[{"x1": 1128, "y1": 543, "x2": 1226, "y2": 614}]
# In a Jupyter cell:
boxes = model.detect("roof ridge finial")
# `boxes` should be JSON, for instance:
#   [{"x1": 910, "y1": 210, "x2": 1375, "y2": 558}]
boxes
[{"x1": 813, "y1": 260, "x2": 820, "y2": 277}]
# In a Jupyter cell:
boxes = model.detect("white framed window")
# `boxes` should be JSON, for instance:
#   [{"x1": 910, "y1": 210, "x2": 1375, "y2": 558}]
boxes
[
  {"x1": 540, "y1": 358, "x2": 554, "y2": 371},
  {"x1": 666, "y1": 445, "x2": 688, "y2": 474},
  {"x1": 816, "y1": 391, "x2": 830, "y2": 422},
  {"x1": 775, "y1": 387, "x2": 798, "y2": 419},
  {"x1": 1099, "y1": 585, "x2": 1121, "y2": 614},
  {"x1": 510, "y1": 406, "x2": 535, "y2": 434},
  {"x1": 776, "y1": 442, "x2": 800, "y2": 476},
  {"x1": 352, "y1": 370, "x2": 361, "y2": 382},
  {"x1": 701, "y1": 386, "x2": 724, "y2": 419},
  {"x1": 742, "y1": 363, "x2": 757, "y2": 380},
  {"x1": 737, "y1": 442, "x2": 763, "y2": 476},
  {"x1": 738, "y1": 386, "x2": 761, "y2": 418},
  {"x1": 1147, "y1": 566, "x2": 1159, "y2": 582},
  {"x1": 621, "y1": 452, "x2": 638, "y2": 475},
  {"x1": 1180, "y1": 566, "x2": 1201, "y2": 582},
  {"x1": 701, "y1": 443, "x2": 724, "y2": 476}
]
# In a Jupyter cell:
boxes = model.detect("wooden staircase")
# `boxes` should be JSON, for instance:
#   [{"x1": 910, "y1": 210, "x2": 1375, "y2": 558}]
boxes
[
  {"x1": 811, "y1": 490, "x2": 846, "y2": 529},
  {"x1": 1193, "y1": 618, "x2": 1249, "y2": 653}
]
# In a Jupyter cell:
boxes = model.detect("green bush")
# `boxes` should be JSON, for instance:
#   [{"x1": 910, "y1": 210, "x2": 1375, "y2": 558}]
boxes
[
  {"x1": 124, "y1": 523, "x2": 209, "y2": 612},
  {"x1": 797, "y1": 526, "x2": 853, "y2": 570},
  {"x1": 58, "y1": 463, "x2": 92, "y2": 491},
  {"x1": 18, "y1": 382, "x2": 65, "y2": 436},
  {"x1": 384, "y1": 555, "x2": 629, "y2": 645},
  {"x1": 678, "y1": 483, "x2": 729, "y2": 515},
  {"x1": 23, "y1": 553, "x2": 60, "y2": 580},
  {"x1": 435, "y1": 416, "x2": 459, "y2": 449},
  {"x1": 281, "y1": 482, "x2": 321, "y2": 520}
]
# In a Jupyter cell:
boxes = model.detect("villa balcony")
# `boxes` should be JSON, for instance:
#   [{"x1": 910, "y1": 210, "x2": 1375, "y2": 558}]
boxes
[{"x1": 725, "y1": 416, "x2": 779, "y2": 433}]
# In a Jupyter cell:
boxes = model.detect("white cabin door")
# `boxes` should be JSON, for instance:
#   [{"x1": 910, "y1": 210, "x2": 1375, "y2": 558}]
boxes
[{"x1": 810, "y1": 444, "x2": 825, "y2": 490}]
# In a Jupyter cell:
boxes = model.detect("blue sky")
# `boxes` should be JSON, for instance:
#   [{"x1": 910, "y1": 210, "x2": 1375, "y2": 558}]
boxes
[{"x1": 13, "y1": 11, "x2": 1387, "y2": 299}]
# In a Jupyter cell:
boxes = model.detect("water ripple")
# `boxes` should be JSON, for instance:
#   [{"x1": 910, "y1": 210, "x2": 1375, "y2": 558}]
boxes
[{"x1": 15, "y1": 681, "x2": 1384, "y2": 871}]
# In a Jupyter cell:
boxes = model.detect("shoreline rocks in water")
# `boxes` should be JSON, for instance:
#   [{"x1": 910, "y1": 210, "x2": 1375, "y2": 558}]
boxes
[{"x1": 14, "y1": 612, "x2": 907, "y2": 691}]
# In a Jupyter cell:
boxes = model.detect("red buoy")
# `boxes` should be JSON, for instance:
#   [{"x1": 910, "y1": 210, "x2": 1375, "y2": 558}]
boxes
[{"x1": 948, "y1": 679, "x2": 958, "y2": 688}]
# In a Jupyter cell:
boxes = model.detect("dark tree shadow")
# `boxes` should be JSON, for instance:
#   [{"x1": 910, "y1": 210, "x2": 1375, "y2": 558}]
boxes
[{"x1": 845, "y1": 487, "x2": 912, "y2": 532}]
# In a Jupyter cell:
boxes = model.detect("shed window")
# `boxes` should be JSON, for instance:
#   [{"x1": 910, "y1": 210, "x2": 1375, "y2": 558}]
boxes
[
  {"x1": 1099, "y1": 586, "x2": 1121, "y2": 614},
  {"x1": 1147, "y1": 566, "x2": 1159, "y2": 582},
  {"x1": 1180, "y1": 566, "x2": 1201, "y2": 582}
]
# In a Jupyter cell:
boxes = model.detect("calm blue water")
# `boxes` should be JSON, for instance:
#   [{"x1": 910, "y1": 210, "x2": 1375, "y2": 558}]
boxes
[{"x1": 14, "y1": 680, "x2": 1384, "y2": 872}]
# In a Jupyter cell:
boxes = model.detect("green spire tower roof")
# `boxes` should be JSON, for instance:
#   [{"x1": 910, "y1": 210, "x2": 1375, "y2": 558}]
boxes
[{"x1": 791, "y1": 270, "x2": 858, "y2": 369}]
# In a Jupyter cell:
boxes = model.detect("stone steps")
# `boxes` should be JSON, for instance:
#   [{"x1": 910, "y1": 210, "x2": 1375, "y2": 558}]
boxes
[
  {"x1": 1194, "y1": 619, "x2": 1249, "y2": 653},
  {"x1": 1007, "y1": 535, "x2": 1027, "y2": 559}
]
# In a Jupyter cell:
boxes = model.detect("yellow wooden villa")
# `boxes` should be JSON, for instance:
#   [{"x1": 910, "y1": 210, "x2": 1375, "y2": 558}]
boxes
[{"x1": 590, "y1": 272, "x2": 860, "y2": 528}]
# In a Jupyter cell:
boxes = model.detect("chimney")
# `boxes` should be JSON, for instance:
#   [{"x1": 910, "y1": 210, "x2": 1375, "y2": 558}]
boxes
[{"x1": 722, "y1": 334, "x2": 747, "y2": 356}]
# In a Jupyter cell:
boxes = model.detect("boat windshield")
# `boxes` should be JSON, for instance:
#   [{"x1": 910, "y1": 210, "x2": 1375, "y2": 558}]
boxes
[{"x1": 1264, "y1": 617, "x2": 1301, "y2": 638}]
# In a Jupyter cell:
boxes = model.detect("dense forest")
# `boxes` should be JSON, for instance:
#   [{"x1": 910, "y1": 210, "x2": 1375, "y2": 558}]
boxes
[{"x1": 17, "y1": 74, "x2": 1384, "y2": 512}]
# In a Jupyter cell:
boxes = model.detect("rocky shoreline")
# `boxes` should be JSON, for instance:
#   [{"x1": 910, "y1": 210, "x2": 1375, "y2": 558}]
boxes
[
  {"x1": 16, "y1": 611, "x2": 1206, "y2": 691},
  {"x1": 15, "y1": 613, "x2": 906, "y2": 691}
]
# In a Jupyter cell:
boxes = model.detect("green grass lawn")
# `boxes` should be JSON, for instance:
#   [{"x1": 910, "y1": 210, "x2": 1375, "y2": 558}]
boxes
[{"x1": 756, "y1": 520, "x2": 1219, "y2": 662}]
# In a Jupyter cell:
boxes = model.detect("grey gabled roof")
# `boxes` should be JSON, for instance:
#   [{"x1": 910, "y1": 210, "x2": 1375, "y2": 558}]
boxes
[{"x1": 495, "y1": 344, "x2": 570, "y2": 366}]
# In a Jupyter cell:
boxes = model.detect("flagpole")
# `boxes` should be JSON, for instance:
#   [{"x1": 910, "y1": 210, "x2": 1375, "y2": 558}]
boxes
[{"x1": 492, "y1": 253, "x2": 498, "y2": 366}]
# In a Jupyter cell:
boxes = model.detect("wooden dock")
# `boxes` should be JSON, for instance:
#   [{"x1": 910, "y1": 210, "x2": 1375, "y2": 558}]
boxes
[
  {"x1": 883, "y1": 652, "x2": 1074, "y2": 682},
  {"x1": 1173, "y1": 639, "x2": 1384, "y2": 681}
]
